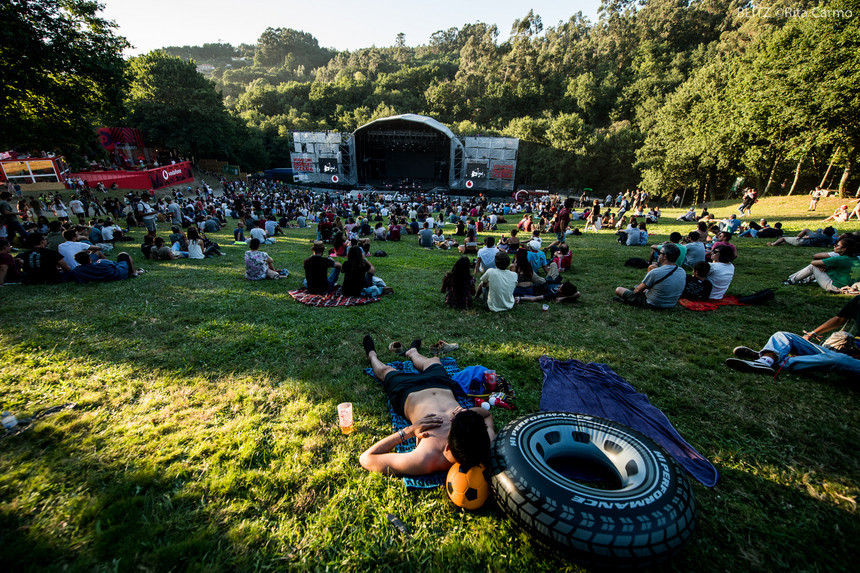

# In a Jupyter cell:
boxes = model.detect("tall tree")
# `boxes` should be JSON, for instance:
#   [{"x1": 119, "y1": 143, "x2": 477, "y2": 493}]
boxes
[
  {"x1": 126, "y1": 51, "x2": 267, "y2": 170},
  {"x1": 0, "y1": 0, "x2": 128, "y2": 154}
]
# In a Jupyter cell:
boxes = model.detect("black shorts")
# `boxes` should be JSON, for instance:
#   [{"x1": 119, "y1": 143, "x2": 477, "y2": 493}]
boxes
[{"x1": 382, "y1": 364, "x2": 457, "y2": 418}]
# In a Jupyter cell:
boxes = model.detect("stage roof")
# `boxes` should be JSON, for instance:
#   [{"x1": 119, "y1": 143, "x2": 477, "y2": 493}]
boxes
[{"x1": 354, "y1": 113, "x2": 458, "y2": 142}]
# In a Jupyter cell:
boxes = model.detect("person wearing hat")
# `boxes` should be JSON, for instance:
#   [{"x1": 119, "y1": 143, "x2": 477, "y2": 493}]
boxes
[{"x1": 526, "y1": 239, "x2": 554, "y2": 285}]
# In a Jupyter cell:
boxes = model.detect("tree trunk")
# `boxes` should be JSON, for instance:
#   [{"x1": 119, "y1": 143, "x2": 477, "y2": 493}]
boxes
[
  {"x1": 762, "y1": 151, "x2": 781, "y2": 196},
  {"x1": 820, "y1": 146, "x2": 840, "y2": 188},
  {"x1": 707, "y1": 165, "x2": 716, "y2": 203},
  {"x1": 680, "y1": 185, "x2": 688, "y2": 208},
  {"x1": 837, "y1": 147, "x2": 855, "y2": 198},
  {"x1": 788, "y1": 155, "x2": 804, "y2": 196}
]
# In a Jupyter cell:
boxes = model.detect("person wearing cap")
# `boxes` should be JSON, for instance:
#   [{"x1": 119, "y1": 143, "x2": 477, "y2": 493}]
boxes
[
  {"x1": 526, "y1": 239, "x2": 556, "y2": 284},
  {"x1": 823, "y1": 204, "x2": 850, "y2": 223}
]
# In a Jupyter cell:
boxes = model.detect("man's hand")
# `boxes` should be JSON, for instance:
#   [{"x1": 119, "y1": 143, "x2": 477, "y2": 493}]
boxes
[{"x1": 408, "y1": 413, "x2": 443, "y2": 439}]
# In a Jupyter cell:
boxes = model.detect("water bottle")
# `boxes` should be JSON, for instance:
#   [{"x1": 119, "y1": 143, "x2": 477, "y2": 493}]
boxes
[{"x1": 1, "y1": 411, "x2": 18, "y2": 430}]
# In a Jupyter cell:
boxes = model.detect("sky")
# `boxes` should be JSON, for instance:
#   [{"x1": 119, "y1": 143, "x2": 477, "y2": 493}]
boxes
[{"x1": 99, "y1": 0, "x2": 604, "y2": 55}]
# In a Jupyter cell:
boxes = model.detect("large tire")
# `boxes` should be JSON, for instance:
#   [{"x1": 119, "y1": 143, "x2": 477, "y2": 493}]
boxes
[{"x1": 490, "y1": 412, "x2": 696, "y2": 569}]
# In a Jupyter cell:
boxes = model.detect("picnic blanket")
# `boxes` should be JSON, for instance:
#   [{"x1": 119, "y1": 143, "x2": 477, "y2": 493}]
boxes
[
  {"x1": 364, "y1": 357, "x2": 473, "y2": 489},
  {"x1": 679, "y1": 294, "x2": 743, "y2": 312},
  {"x1": 289, "y1": 287, "x2": 379, "y2": 307},
  {"x1": 538, "y1": 356, "x2": 719, "y2": 487}
]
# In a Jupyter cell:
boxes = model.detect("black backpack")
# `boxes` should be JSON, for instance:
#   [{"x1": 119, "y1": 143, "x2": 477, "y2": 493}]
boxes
[{"x1": 738, "y1": 288, "x2": 775, "y2": 305}]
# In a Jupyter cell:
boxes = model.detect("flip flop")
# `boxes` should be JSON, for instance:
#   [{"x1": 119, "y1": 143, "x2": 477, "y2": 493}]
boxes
[{"x1": 388, "y1": 341, "x2": 406, "y2": 355}]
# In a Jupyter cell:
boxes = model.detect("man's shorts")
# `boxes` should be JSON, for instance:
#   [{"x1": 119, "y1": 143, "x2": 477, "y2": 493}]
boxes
[
  {"x1": 382, "y1": 363, "x2": 457, "y2": 418},
  {"x1": 783, "y1": 237, "x2": 810, "y2": 246},
  {"x1": 142, "y1": 217, "x2": 156, "y2": 232}
]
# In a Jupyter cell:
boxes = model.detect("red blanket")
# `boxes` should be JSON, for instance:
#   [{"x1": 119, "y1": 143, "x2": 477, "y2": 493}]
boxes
[
  {"x1": 288, "y1": 287, "x2": 379, "y2": 307},
  {"x1": 678, "y1": 295, "x2": 744, "y2": 311}
]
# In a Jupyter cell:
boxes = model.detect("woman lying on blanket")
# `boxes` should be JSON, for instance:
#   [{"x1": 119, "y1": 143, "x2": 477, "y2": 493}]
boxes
[{"x1": 359, "y1": 336, "x2": 495, "y2": 475}]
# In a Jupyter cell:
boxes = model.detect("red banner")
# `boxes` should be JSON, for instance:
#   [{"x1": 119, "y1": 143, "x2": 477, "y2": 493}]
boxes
[
  {"x1": 491, "y1": 163, "x2": 514, "y2": 180},
  {"x1": 147, "y1": 162, "x2": 194, "y2": 189},
  {"x1": 69, "y1": 161, "x2": 194, "y2": 190},
  {"x1": 292, "y1": 158, "x2": 313, "y2": 172}
]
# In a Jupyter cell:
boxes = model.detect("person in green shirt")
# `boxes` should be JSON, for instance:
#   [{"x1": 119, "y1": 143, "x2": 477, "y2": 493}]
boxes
[{"x1": 783, "y1": 235, "x2": 860, "y2": 293}]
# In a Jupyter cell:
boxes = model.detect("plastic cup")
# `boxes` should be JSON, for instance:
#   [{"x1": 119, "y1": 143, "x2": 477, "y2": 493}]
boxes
[
  {"x1": 337, "y1": 402, "x2": 354, "y2": 434},
  {"x1": 542, "y1": 304, "x2": 549, "y2": 312}
]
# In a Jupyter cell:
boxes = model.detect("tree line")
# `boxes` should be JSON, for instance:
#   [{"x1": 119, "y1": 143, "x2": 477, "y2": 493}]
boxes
[{"x1": 3, "y1": 0, "x2": 858, "y2": 199}]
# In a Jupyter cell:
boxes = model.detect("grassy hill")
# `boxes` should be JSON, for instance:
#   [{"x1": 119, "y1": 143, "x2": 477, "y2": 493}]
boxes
[{"x1": 0, "y1": 194, "x2": 858, "y2": 571}]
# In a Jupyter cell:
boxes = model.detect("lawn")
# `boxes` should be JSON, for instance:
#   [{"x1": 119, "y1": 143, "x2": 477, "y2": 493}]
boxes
[{"x1": 0, "y1": 193, "x2": 858, "y2": 572}]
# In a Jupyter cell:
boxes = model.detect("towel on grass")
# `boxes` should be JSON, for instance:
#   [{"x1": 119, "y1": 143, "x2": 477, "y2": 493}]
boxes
[
  {"x1": 289, "y1": 287, "x2": 379, "y2": 307},
  {"x1": 364, "y1": 357, "x2": 473, "y2": 489},
  {"x1": 679, "y1": 295, "x2": 743, "y2": 311},
  {"x1": 538, "y1": 356, "x2": 719, "y2": 487}
]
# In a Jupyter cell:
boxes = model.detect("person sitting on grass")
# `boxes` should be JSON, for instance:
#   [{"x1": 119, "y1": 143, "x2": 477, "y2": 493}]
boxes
[
  {"x1": 614, "y1": 242, "x2": 685, "y2": 310},
  {"x1": 418, "y1": 222, "x2": 435, "y2": 248},
  {"x1": 476, "y1": 251, "x2": 517, "y2": 312},
  {"x1": 304, "y1": 241, "x2": 341, "y2": 294},
  {"x1": 329, "y1": 231, "x2": 348, "y2": 257},
  {"x1": 498, "y1": 228, "x2": 520, "y2": 253},
  {"x1": 725, "y1": 295, "x2": 860, "y2": 376},
  {"x1": 233, "y1": 220, "x2": 246, "y2": 243},
  {"x1": 245, "y1": 238, "x2": 285, "y2": 280},
  {"x1": 17, "y1": 233, "x2": 70, "y2": 284},
  {"x1": 0, "y1": 238, "x2": 23, "y2": 285},
  {"x1": 68, "y1": 250, "x2": 141, "y2": 283},
  {"x1": 707, "y1": 245, "x2": 736, "y2": 300},
  {"x1": 681, "y1": 261, "x2": 713, "y2": 301},
  {"x1": 474, "y1": 236, "x2": 498, "y2": 274},
  {"x1": 442, "y1": 256, "x2": 476, "y2": 309},
  {"x1": 341, "y1": 245, "x2": 391, "y2": 297},
  {"x1": 649, "y1": 232, "x2": 687, "y2": 268},
  {"x1": 822, "y1": 204, "x2": 850, "y2": 223},
  {"x1": 359, "y1": 336, "x2": 495, "y2": 475},
  {"x1": 458, "y1": 229, "x2": 479, "y2": 254},
  {"x1": 683, "y1": 231, "x2": 706, "y2": 267},
  {"x1": 782, "y1": 234, "x2": 860, "y2": 293}
]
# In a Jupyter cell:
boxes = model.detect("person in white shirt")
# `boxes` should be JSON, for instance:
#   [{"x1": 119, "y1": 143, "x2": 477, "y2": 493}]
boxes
[
  {"x1": 249, "y1": 222, "x2": 274, "y2": 244},
  {"x1": 707, "y1": 245, "x2": 736, "y2": 300},
  {"x1": 58, "y1": 229, "x2": 103, "y2": 270},
  {"x1": 476, "y1": 252, "x2": 517, "y2": 312},
  {"x1": 474, "y1": 237, "x2": 499, "y2": 274}
]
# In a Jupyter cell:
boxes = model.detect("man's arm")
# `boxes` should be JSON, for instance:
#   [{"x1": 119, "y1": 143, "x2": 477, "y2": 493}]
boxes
[{"x1": 359, "y1": 414, "x2": 443, "y2": 475}]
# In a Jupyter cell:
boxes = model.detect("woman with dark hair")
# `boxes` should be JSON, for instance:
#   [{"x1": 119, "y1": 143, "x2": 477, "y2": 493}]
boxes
[
  {"x1": 329, "y1": 231, "x2": 347, "y2": 257},
  {"x1": 342, "y1": 245, "x2": 375, "y2": 296},
  {"x1": 457, "y1": 229, "x2": 479, "y2": 254},
  {"x1": 441, "y1": 256, "x2": 475, "y2": 309},
  {"x1": 510, "y1": 248, "x2": 534, "y2": 296}
]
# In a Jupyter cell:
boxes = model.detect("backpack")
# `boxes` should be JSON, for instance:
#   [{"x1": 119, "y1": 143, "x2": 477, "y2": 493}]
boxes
[{"x1": 738, "y1": 288, "x2": 775, "y2": 305}]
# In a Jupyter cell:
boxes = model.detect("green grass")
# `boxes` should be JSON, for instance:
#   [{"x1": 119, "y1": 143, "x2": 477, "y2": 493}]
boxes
[{"x1": 1, "y1": 194, "x2": 858, "y2": 572}]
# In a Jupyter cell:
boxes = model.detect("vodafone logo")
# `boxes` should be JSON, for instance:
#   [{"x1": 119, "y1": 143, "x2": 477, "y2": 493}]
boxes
[
  {"x1": 466, "y1": 180, "x2": 474, "y2": 189},
  {"x1": 331, "y1": 175, "x2": 339, "y2": 183},
  {"x1": 162, "y1": 169, "x2": 182, "y2": 179}
]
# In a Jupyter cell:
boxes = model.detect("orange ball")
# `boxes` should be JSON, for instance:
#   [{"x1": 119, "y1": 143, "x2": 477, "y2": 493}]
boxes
[{"x1": 446, "y1": 463, "x2": 490, "y2": 510}]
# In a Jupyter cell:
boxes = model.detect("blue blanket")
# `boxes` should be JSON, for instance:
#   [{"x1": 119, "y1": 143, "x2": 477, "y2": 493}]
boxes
[
  {"x1": 364, "y1": 357, "x2": 473, "y2": 489},
  {"x1": 538, "y1": 356, "x2": 719, "y2": 487}
]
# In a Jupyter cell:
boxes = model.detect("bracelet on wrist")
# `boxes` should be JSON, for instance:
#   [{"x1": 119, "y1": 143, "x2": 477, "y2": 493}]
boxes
[{"x1": 398, "y1": 429, "x2": 407, "y2": 442}]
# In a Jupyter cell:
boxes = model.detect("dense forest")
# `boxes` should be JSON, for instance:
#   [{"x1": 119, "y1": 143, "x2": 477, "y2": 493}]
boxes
[{"x1": 4, "y1": 0, "x2": 858, "y2": 199}]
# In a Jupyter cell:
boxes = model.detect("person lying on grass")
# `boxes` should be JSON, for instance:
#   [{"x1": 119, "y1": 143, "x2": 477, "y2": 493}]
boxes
[
  {"x1": 725, "y1": 295, "x2": 860, "y2": 376},
  {"x1": 68, "y1": 250, "x2": 141, "y2": 283},
  {"x1": 515, "y1": 280, "x2": 581, "y2": 305},
  {"x1": 359, "y1": 336, "x2": 495, "y2": 475}
]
